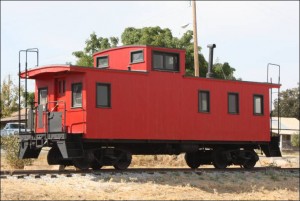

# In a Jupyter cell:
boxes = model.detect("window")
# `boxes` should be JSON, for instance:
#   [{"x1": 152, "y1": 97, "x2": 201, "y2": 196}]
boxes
[
  {"x1": 254, "y1": 95, "x2": 264, "y2": 115},
  {"x1": 153, "y1": 51, "x2": 179, "y2": 71},
  {"x1": 228, "y1": 93, "x2": 239, "y2": 114},
  {"x1": 96, "y1": 83, "x2": 111, "y2": 108},
  {"x1": 199, "y1": 91, "x2": 210, "y2": 112},
  {"x1": 38, "y1": 88, "x2": 48, "y2": 105},
  {"x1": 96, "y1": 56, "x2": 109, "y2": 68},
  {"x1": 131, "y1": 50, "x2": 144, "y2": 63},
  {"x1": 38, "y1": 88, "x2": 48, "y2": 111},
  {"x1": 72, "y1": 83, "x2": 82, "y2": 107}
]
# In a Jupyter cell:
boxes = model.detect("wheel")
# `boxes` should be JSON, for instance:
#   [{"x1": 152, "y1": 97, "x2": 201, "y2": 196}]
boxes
[
  {"x1": 185, "y1": 152, "x2": 201, "y2": 169},
  {"x1": 113, "y1": 152, "x2": 132, "y2": 170},
  {"x1": 48, "y1": 147, "x2": 73, "y2": 166},
  {"x1": 47, "y1": 147, "x2": 61, "y2": 165},
  {"x1": 73, "y1": 158, "x2": 90, "y2": 170},
  {"x1": 90, "y1": 160, "x2": 103, "y2": 170},
  {"x1": 212, "y1": 148, "x2": 228, "y2": 169},
  {"x1": 242, "y1": 150, "x2": 258, "y2": 169}
]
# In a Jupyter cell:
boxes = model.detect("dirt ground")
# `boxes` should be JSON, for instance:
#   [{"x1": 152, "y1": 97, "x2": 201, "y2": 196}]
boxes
[{"x1": 1, "y1": 149, "x2": 299, "y2": 200}]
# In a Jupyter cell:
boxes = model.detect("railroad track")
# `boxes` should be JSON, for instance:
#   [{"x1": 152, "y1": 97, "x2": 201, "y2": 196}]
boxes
[{"x1": 0, "y1": 167, "x2": 298, "y2": 179}]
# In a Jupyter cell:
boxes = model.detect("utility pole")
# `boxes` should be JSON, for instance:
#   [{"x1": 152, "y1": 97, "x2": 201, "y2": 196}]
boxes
[{"x1": 192, "y1": 0, "x2": 200, "y2": 77}]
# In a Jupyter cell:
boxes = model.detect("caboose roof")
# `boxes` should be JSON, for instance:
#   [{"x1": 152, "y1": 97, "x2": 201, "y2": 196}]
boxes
[
  {"x1": 92, "y1": 45, "x2": 185, "y2": 56},
  {"x1": 20, "y1": 64, "x2": 149, "y2": 79},
  {"x1": 20, "y1": 64, "x2": 280, "y2": 89}
]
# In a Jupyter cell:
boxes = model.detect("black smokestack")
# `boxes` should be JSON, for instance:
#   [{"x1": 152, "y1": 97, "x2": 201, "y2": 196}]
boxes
[{"x1": 206, "y1": 44, "x2": 216, "y2": 78}]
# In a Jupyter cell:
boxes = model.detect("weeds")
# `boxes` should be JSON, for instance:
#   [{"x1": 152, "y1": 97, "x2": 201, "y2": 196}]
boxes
[{"x1": 1, "y1": 135, "x2": 33, "y2": 169}]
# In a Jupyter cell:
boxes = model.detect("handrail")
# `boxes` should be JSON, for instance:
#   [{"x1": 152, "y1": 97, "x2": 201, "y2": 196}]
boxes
[
  {"x1": 267, "y1": 63, "x2": 280, "y2": 84},
  {"x1": 18, "y1": 48, "x2": 39, "y2": 134},
  {"x1": 267, "y1": 63, "x2": 281, "y2": 142}
]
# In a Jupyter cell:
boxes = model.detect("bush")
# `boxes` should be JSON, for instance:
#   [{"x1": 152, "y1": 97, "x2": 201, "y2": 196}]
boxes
[
  {"x1": 291, "y1": 134, "x2": 299, "y2": 147},
  {"x1": 1, "y1": 135, "x2": 33, "y2": 169}
]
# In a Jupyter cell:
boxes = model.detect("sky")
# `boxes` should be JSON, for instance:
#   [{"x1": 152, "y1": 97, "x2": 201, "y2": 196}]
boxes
[{"x1": 1, "y1": 1, "x2": 299, "y2": 92}]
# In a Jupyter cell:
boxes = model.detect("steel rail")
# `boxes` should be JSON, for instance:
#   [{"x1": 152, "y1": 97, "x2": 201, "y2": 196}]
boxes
[{"x1": 1, "y1": 167, "x2": 299, "y2": 177}]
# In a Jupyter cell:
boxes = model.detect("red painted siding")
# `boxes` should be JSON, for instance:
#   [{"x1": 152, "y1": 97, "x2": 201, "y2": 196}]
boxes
[
  {"x1": 84, "y1": 69, "x2": 272, "y2": 142},
  {"x1": 24, "y1": 46, "x2": 279, "y2": 143}
]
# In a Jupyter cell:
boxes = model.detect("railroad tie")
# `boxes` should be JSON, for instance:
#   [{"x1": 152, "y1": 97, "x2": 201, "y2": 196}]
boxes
[{"x1": 17, "y1": 175, "x2": 24, "y2": 179}]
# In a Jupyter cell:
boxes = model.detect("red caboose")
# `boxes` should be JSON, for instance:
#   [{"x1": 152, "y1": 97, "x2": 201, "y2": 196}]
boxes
[{"x1": 18, "y1": 45, "x2": 281, "y2": 170}]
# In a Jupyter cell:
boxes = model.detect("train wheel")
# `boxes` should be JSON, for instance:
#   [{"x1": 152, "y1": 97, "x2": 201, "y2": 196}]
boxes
[
  {"x1": 242, "y1": 150, "x2": 258, "y2": 169},
  {"x1": 90, "y1": 160, "x2": 103, "y2": 170},
  {"x1": 73, "y1": 158, "x2": 90, "y2": 170},
  {"x1": 212, "y1": 148, "x2": 228, "y2": 169},
  {"x1": 47, "y1": 147, "x2": 61, "y2": 165},
  {"x1": 113, "y1": 152, "x2": 132, "y2": 170},
  {"x1": 185, "y1": 152, "x2": 201, "y2": 169}
]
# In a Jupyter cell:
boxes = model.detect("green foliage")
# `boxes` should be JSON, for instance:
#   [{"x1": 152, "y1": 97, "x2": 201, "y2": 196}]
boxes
[
  {"x1": 1, "y1": 75, "x2": 20, "y2": 118},
  {"x1": 72, "y1": 32, "x2": 119, "y2": 66},
  {"x1": 0, "y1": 75, "x2": 35, "y2": 119},
  {"x1": 72, "y1": 51, "x2": 94, "y2": 66},
  {"x1": 291, "y1": 134, "x2": 299, "y2": 147},
  {"x1": 212, "y1": 62, "x2": 236, "y2": 80},
  {"x1": 22, "y1": 91, "x2": 35, "y2": 106},
  {"x1": 273, "y1": 84, "x2": 300, "y2": 119},
  {"x1": 1, "y1": 135, "x2": 33, "y2": 169}
]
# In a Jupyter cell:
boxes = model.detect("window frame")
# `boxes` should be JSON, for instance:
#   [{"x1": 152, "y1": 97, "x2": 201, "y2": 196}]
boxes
[
  {"x1": 253, "y1": 94, "x2": 264, "y2": 115},
  {"x1": 38, "y1": 87, "x2": 48, "y2": 105},
  {"x1": 130, "y1": 50, "x2": 144, "y2": 64},
  {"x1": 96, "y1": 83, "x2": 111, "y2": 108},
  {"x1": 198, "y1": 90, "x2": 210, "y2": 113},
  {"x1": 228, "y1": 92, "x2": 239, "y2": 114},
  {"x1": 96, "y1": 55, "x2": 109, "y2": 68},
  {"x1": 71, "y1": 83, "x2": 83, "y2": 108},
  {"x1": 152, "y1": 51, "x2": 180, "y2": 72}
]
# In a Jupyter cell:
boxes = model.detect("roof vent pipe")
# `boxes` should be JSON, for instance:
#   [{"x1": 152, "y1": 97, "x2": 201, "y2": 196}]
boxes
[{"x1": 206, "y1": 44, "x2": 216, "y2": 78}]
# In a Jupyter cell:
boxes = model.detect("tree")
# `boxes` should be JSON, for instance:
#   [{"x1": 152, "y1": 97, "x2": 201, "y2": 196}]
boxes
[
  {"x1": 212, "y1": 62, "x2": 236, "y2": 80},
  {"x1": 1, "y1": 75, "x2": 20, "y2": 118},
  {"x1": 22, "y1": 91, "x2": 35, "y2": 106},
  {"x1": 72, "y1": 32, "x2": 119, "y2": 66},
  {"x1": 0, "y1": 75, "x2": 34, "y2": 119},
  {"x1": 272, "y1": 84, "x2": 299, "y2": 120},
  {"x1": 291, "y1": 134, "x2": 299, "y2": 147}
]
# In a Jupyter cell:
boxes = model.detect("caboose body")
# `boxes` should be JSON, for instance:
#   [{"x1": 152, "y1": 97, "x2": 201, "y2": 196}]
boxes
[{"x1": 18, "y1": 45, "x2": 281, "y2": 170}]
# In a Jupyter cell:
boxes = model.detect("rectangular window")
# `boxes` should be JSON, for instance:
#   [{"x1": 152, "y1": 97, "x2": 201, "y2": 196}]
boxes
[
  {"x1": 199, "y1": 91, "x2": 210, "y2": 112},
  {"x1": 153, "y1": 51, "x2": 179, "y2": 71},
  {"x1": 228, "y1": 93, "x2": 239, "y2": 114},
  {"x1": 131, "y1": 50, "x2": 144, "y2": 63},
  {"x1": 97, "y1": 56, "x2": 109, "y2": 68},
  {"x1": 254, "y1": 95, "x2": 264, "y2": 115},
  {"x1": 38, "y1": 88, "x2": 48, "y2": 105},
  {"x1": 96, "y1": 83, "x2": 111, "y2": 108},
  {"x1": 72, "y1": 83, "x2": 82, "y2": 108},
  {"x1": 38, "y1": 88, "x2": 48, "y2": 111}
]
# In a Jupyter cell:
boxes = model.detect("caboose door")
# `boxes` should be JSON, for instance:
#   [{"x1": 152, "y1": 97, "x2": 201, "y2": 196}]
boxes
[{"x1": 50, "y1": 78, "x2": 67, "y2": 132}]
